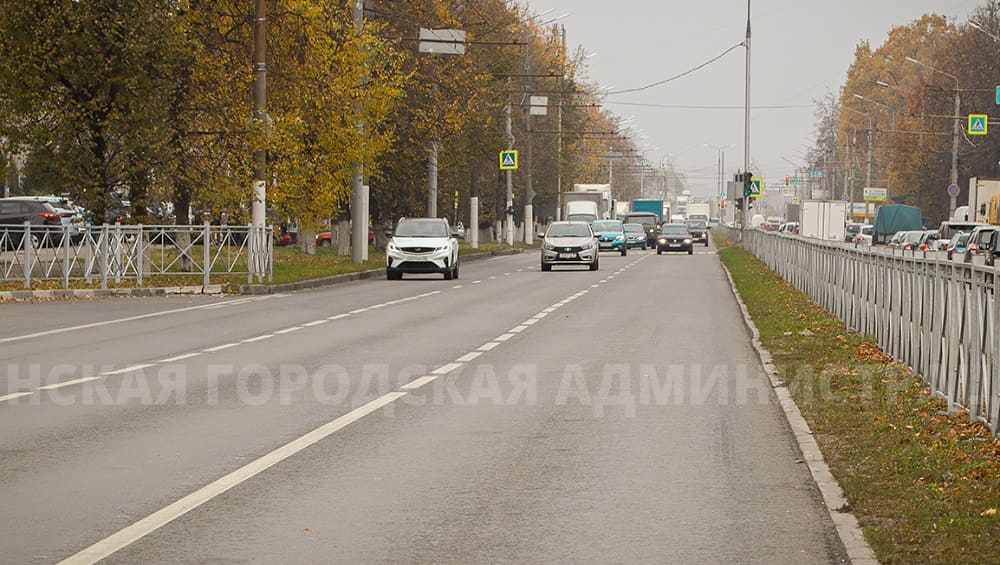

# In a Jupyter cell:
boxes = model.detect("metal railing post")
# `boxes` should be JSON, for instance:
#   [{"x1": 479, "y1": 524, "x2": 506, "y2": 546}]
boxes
[
  {"x1": 113, "y1": 222, "x2": 122, "y2": 284},
  {"x1": 62, "y1": 224, "x2": 70, "y2": 289},
  {"x1": 137, "y1": 224, "x2": 144, "y2": 285},
  {"x1": 203, "y1": 222, "x2": 211, "y2": 287},
  {"x1": 23, "y1": 221, "x2": 31, "y2": 289},
  {"x1": 100, "y1": 224, "x2": 109, "y2": 289}
]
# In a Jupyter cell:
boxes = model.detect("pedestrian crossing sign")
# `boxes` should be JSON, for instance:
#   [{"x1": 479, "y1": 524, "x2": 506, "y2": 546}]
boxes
[
  {"x1": 499, "y1": 150, "x2": 519, "y2": 170},
  {"x1": 750, "y1": 177, "x2": 763, "y2": 199},
  {"x1": 969, "y1": 114, "x2": 988, "y2": 136}
]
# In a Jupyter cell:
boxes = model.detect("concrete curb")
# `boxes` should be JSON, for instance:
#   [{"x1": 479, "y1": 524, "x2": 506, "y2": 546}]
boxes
[
  {"x1": 0, "y1": 248, "x2": 528, "y2": 302},
  {"x1": 719, "y1": 259, "x2": 879, "y2": 565}
]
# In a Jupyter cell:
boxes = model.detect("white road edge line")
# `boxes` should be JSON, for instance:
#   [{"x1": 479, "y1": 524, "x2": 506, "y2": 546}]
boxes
[
  {"x1": 38, "y1": 376, "x2": 103, "y2": 391},
  {"x1": 242, "y1": 335, "x2": 274, "y2": 343},
  {"x1": 101, "y1": 364, "x2": 156, "y2": 376},
  {"x1": 328, "y1": 314, "x2": 350, "y2": 321},
  {"x1": 0, "y1": 299, "x2": 248, "y2": 345},
  {"x1": 0, "y1": 392, "x2": 34, "y2": 402},
  {"x1": 57, "y1": 392, "x2": 407, "y2": 565},
  {"x1": 157, "y1": 352, "x2": 201, "y2": 363},
  {"x1": 302, "y1": 320, "x2": 328, "y2": 327},
  {"x1": 400, "y1": 376, "x2": 437, "y2": 391},
  {"x1": 273, "y1": 327, "x2": 303, "y2": 335},
  {"x1": 204, "y1": 343, "x2": 238, "y2": 353},
  {"x1": 456, "y1": 352, "x2": 482, "y2": 362}
]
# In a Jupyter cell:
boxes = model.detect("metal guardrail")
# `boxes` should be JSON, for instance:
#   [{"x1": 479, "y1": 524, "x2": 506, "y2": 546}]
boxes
[
  {"x1": 0, "y1": 223, "x2": 273, "y2": 288},
  {"x1": 718, "y1": 226, "x2": 999, "y2": 435}
]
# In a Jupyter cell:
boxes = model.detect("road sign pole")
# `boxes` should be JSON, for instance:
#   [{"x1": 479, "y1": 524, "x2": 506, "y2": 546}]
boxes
[{"x1": 950, "y1": 92, "x2": 960, "y2": 216}]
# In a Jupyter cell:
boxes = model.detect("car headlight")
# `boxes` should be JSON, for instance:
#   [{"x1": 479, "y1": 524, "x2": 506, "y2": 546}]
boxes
[
  {"x1": 435, "y1": 245, "x2": 449, "y2": 252},
  {"x1": 683, "y1": 238, "x2": 692, "y2": 244},
  {"x1": 387, "y1": 242, "x2": 400, "y2": 252},
  {"x1": 543, "y1": 242, "x2": 556, "y2": 251},
  {"x1": 657, "y1": 238, "x2": 667, "y2": 244}
]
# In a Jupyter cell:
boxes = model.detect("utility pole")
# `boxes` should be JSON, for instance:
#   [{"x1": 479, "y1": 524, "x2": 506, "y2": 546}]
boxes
[
  {"x1": 950, "y1": 88, "x2": 960, "y2": 216},
  {"x1": 556, "y1": 24, "x2": 565, "y2": 222},
  {"x1": 428, "y1": 81, "x2": 439, "y2": 218},
  {"x1": 505, "y1": 82, "x2": 514, "y2": 245},
  {"x1": 251, "y1": 0, "x2": 267, "y2": 228},
  {"x1": 351, "y1": 0, "x2": 366, "y2": 264},
  {"x1": 866, "y1": 118, "x2": 873, "y2": 223},
  {"x1": 523, "y1": 34, "x2": 534, "y2": 244},
  {"x1": 741, "y1": 0, "x2": 751, "y2": 238}
]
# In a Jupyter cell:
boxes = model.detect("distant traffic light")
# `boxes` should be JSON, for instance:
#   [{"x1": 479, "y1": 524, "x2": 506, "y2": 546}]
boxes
[
  {"x1": 735, "y1": 197, "x2": 744, "y2": 210},
  {"x1": 743, "y1": 172, "x2": 754, "y2": 198}
]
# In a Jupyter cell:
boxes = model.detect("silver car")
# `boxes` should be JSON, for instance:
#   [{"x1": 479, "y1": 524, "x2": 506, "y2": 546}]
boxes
[{"x1": 539, "y1": 221, "x2": 599, "y2": 271}]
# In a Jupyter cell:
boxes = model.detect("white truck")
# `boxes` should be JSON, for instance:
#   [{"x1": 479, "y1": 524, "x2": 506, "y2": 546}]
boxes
[
  {"x1": 571, "y1": 184, "x2": 614, "y2": 219},
  {"x1": 686, "y1": 202, "x2": 711, "y2": 223},
  {"x1": 967, "y1": 177, "x2": 1000, "y2": 224},
  {"x1": 800, "y1": 200, "x2": 847, "y2": 240}
]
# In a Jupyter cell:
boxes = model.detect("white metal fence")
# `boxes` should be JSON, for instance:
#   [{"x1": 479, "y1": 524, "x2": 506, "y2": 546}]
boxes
[
  {"x1": 0, "y1": 223, "x2": 273, "y2": 289},
  {"x1": 720, "y1": 227, "x2": 999, "y2": 434}
]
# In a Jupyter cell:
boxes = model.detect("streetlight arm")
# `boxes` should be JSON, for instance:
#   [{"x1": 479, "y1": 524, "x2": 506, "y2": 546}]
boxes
[{"x1": 905, "y1": 56, "x2": 958, "y2": 85}]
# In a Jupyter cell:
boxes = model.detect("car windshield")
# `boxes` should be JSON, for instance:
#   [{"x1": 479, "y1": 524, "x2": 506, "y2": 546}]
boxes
[
  {"x1": 591, "y1": 221, "x2": 622, "y2": 232},
  {"x1": 624, "y1": 223, "x2": 644, "y2": 233},
  {"x1": 955, "y1": 233, "x2": 970, "y2": 245},
  {"x1": 395, "y1": 220, "x2": 449, "y2": 238},
  {"x1": 687, "y1": 221, "x2": 707, "y2": 229},
  {"x1": 660, "y1": 224, "x2": 689, "y2": 235},
  {"x1": 847, "y1": 225, "x2": 860, "y2": 234},
  {"x1": 903, "y1": 232, "x2": 923, "y2": 243},
  {"x1": 546, "y1": 223, "x2": 591, "y2": 238},
  {"x1": 861, "y1": 226, "x2": 873, "y2": 235}
]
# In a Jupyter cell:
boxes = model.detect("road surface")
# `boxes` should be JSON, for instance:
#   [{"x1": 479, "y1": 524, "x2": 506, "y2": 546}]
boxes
[{"x1": 0, "y1": 243, "x2": 848, "y2": 563}]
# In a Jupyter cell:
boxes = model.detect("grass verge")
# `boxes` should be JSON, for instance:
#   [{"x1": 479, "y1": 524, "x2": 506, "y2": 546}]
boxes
[
  {"x1": 0, "y1": 241, "x2": 535, "y2": 292},
  {"x1": 714, "y1": 233, "x2": 999, "y2": 564}
]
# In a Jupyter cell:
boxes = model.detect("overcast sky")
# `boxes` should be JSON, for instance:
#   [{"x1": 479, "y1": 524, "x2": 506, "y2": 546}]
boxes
[{"x1": 526, "y1": 0, "x2": 984, "y2": 198}]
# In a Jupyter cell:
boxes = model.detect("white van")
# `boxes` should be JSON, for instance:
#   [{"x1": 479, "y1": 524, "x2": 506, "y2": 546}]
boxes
[{"x1": 750, "y1": 214, "x2": 766, "y2": 229}]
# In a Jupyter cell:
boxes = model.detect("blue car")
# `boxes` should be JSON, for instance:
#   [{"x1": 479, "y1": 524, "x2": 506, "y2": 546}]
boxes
[{"x1": 591, "y1": 219, "x2": 627, "y2": 256}]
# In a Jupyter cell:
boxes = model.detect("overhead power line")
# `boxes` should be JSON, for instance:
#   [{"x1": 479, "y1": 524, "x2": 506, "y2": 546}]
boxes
[
  {"x1": 606, "y1": 101, "x2": 815, "y2": 110},
  {"x1": 604, "y1": 42, "x2": 745, "y2": 96}
]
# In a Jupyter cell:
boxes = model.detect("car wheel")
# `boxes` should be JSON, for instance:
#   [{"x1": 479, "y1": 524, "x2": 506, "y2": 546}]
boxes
[
  {"x1": 386, "y1": 268, "x2": 402, "y2": 280},
  {"x1": 656, "y1": 249, "x2": 662, "y2": 255},
  {"x1": 590, "y1": 259, "x2": 599, "y2": 271},
  {"x1": 541, "y1": 262, "x2": 552, "y2": 272},
  {"x1": 642, "y1": 244, "x2": 647, "y2": 250},
  {"x1": 620, "y1": 246, "x2": 627, "y2": 256},
  {"x1": 704, "y1": 240, "x2": 709, "y2": 247},
  {"x1": 319, "y1": 239, "x2": 331, "y2": 247},
  {"x1": 444, "y1": 268, "x2": 454, "y2": 280},
  {"x1": 688, "y1": 249, "x2": 693, "y2": 255},
  {"x1": 453, "y1": 264, "x2": 459, "y2": 280}
]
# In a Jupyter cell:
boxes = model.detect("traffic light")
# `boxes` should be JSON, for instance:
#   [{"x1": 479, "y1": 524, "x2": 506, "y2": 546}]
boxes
[
  {"x1": 735, "y1": 197, "x2": 744, "y2": 210},
  {"x1": 743, "y1": 172, "x2": 755, "y2": 198}
]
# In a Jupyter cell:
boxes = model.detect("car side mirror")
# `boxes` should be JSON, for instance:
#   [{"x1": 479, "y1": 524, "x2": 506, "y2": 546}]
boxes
[
  {"x1": 451, "y1": 231, "x2": 460, "y2": 238},
  {"x1": 537, "y1": 232, "x2": 545, "y2": 239},
  {"x1": 383, "y1": 228, "x2": 393, "y2": 237}
]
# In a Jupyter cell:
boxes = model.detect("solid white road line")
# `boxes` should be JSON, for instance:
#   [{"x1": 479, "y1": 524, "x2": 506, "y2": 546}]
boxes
[
  {"x1": 456, "y1": 352, "x2": 482, "y2": 362},
  {"x1": 477, "y1": 342, "x2": 500, "y2": 352},
  {"x1": 328, "y1": 314, "x2": 350, "y2": 321},
  {"x1": 203, "y1": 343, "x2": 238, "y2": 353},
  {"x1": 37, "y1": 376, "x2": 102, "y2": 391},
  {"x1": 57, "y1": 392, "x2": 407, "y2": 565},
  {"x1": 0, "y1": 300, "x2": 248, "y2": 345},
  {"x1": 400, "y1": 376, "x2": 437, "y2": 391},
  {"x1": 101, "y1": 364, "x2": 156, "y2": 376},
  {"x1": 432, "y1": 363, "x2": 463, "y2": 375},
  {"x1": 242, "y1": 335, "x2": 274, "y2": 343},
  {"x1": 349, "y1": 308, "x2": 369, "y2": 314},
  {"x1": 302, "y1": 320, "x2": 328, "y2": 327},
  {"x1": 157, "y1": 352, "x2": 202, "y2": 363},
  {"x1": 0, "y1": 392, "x2": 33, "y2": 402},
  {"x1": 273, "y1": 327, "x2": 303, "y2": 335}
]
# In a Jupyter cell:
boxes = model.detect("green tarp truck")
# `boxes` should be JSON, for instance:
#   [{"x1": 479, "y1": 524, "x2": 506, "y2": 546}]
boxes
[{"x1": 872, "y1": 204, "x2": 923, "y2": 244}]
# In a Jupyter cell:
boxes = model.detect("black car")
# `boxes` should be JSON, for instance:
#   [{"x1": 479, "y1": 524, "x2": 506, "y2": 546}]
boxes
[
  {"x1": 0, "y1": 199, "x2": 64, "y2": 248},
  {"x1": 655, "y1": 223, "x2": 694, "y2": 255},
  {"x1": 686, "y1": 220, "x2": 709, "y2": 246}
]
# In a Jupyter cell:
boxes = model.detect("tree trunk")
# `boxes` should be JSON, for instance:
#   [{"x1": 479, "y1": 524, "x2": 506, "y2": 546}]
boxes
[{"x1": 336, "y1": 220, "x2": 350, "y2": 256}]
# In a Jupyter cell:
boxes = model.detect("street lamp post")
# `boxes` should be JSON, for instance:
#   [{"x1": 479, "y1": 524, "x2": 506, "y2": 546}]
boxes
[
  {"x1": 843, "y1": 106, "x2": 873, "y2": 222},
  {"x1": 905, "y1": 56, "x2": 960, "y2": 215},
  {"x1": 852, "y1": 93, "x2": 897, "y2": 217}
]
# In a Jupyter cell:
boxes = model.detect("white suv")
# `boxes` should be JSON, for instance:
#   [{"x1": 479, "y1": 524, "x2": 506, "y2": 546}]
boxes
[{"x1": 386, "y1": 218, "x2": 460, "y2": 280}]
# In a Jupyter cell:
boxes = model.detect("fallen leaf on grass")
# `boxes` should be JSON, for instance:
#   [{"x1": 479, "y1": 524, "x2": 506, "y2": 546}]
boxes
[{"x1": 981, "y1": 508, "x2": 997, "y2": 518}]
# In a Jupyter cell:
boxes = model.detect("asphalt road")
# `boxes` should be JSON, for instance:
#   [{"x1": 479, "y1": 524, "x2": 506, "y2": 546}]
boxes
[{"x1": 0, "y1": 243, "x2": 848, "y2": 564}]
